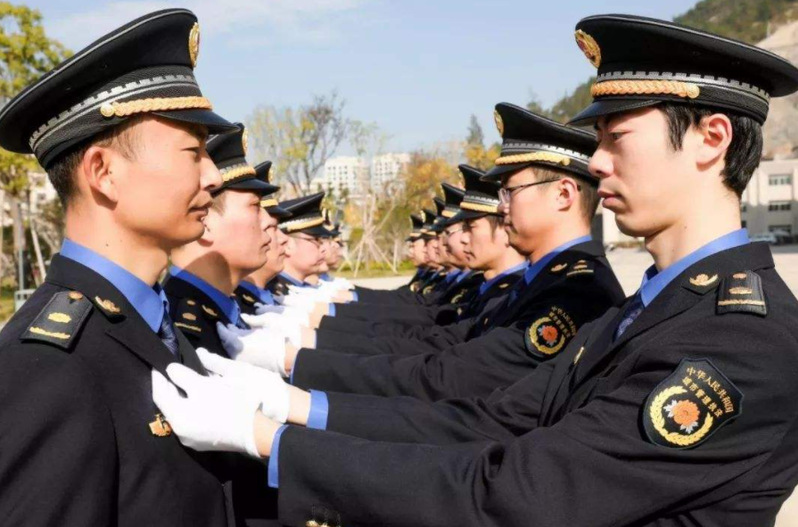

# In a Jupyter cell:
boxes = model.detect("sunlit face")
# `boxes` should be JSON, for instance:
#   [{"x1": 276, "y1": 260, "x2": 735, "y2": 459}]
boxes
[
  {"x1": 204, "y1": 190, "x2": 271, "y2": 275},
  {"x1": 285, "y1": 233, "x2": 328, "y2": 276},
  {"x1": 442, "y1": 223, "x2": 468, "y2": 267},
  {"x1": 325, "y1": 240, "x2": 343, "y2": 270},
  {"x1": 425, "y1": 238, "x2": 441, "y2": 266},
  {"x1": 262, "y1": 213, "x2": 288, "y2": 275},
  {"x1": 410, "y1": 238, "x2": 427, "y2": 265},
  {"x1": 591, "y1": 107, "x2": 696, "y2": 238},
  {"x1": 499, "y1": 166, "x2": 561, "y2": 255},
  {"x1": 461, "y1": 216, "x2": 508, "y2": 270},
  {"x1": 110, "y1": 116, "x2": 220, "y2": 247}
]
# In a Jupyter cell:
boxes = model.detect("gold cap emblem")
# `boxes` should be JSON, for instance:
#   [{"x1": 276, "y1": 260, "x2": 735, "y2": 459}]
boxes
[
  {"x1": 688, "y1": 273, "x2": 718, "y2": 287},
  {"x1": 575, "y1": 29, "x2": 601, "y2": 68},
  {"x1": 189, "y1": 22, "x2": 201, "y2": 68},
  {"x1": 149, "y1": 413, "x2": 173, "y2": 437},
  {"x1": 493, "y1": 109, "x2": 504, "y2": 136},
  {"x1": 242, "y1": 128, "x2": 249, "y2": 155}
]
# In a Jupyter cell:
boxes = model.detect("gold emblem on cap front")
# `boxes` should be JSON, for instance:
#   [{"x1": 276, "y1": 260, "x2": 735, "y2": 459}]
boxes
[
  {"x1": 574, "y1": 29, "x2": 601, "y2": 68},
  {"x1": 189, "y1": 22, "x2": 201, "y2": 68},
  {"x1": 242, "y1": 129, "x2": 249, "y2": 155},
  {"x1": 493, "y1": 109, "x2": 504, "y2": 136}
]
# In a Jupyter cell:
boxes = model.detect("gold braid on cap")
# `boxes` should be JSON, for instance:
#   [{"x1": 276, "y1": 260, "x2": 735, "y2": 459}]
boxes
[
  {"x1": 591, "y1": 80, "x2": 700, "y2": 99},
  {"x1": 280, "y1": 216, "x2": 325, "y2": 233},
  {"x1": 495, "y1": 152, "x2": 571, "y2": 166},
  {"x1": 260, "y1": 197, "x2": 278, "y2": 208},
  {"x1": 221, "y1": 165, "x2": 256, "y2": 183},
  {"x1": 460, "y1": 201, "x2": 499, "y2": 213},
  {"x1": 100, "y1": 96, "x2": 212, "y2": 118}
]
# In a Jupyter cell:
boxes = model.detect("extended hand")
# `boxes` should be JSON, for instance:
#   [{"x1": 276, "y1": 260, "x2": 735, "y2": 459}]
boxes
[
  {"x1": 216, "y1": 323, "x2": 288, "y2": 375},
  {"x1": 198, "y1": 348, "x2": 290, "y2": 423},
  {"x1": 152, "y1": 363, "x2": 262, "y2": 457}
]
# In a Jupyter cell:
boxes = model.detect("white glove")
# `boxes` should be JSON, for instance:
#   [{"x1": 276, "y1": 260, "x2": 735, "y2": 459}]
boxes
[
  {"x1": 152, "y1": 364, "x2": 261, "y2": 457},
  {"x1": 217, "y1": 322, "x2": 287, "y2": 376},
  {"x1": 253, "y1": 302, "x2": 286, "y2": 315},
  {"x1": 243, "y1": 308, "x2": 309, "y2": 329},
  {"x1": 197, "y1": 348, "x2": 290, "y2": 423}
]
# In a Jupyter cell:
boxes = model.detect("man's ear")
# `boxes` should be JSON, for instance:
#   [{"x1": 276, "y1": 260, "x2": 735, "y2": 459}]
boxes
[
  {"x1": 696, "y1": 113, "x2": 733, "y2": 170},
  {"x1": 554, "y1": 177, "x2": 580, "y2": 211},
  {"x1": 80, "y1": 144, "x2": 119, "y2": 204}
]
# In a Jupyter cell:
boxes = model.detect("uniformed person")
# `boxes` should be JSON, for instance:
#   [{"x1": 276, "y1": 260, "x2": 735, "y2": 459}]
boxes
[
  {"x1": 154, "y1": 14, "x2": 798, "y2": 526},
  {"x1": 163, "y1": 124, "x2": 284, "y2": 355},
  {"x1": 264, "y1": 192, "x2": 330, "y2": 297},
  {"x1": 0, "y1": 9, "x2": 277, "y2": 525},
  {"x1": 282, "y1": 104, "x2": 622, "y2": 359},
  {"x1": 234, "y1": 161, "x2": 292, "y2": 316}
]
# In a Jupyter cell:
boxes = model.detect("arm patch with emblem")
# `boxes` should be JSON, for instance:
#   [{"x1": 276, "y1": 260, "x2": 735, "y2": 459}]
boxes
[
  {"x1": 21, "y1": 290, "x2": 93, "y2": 350},
  {"x1": 523, "y1": 306, "x2": 577, "y2": 358},
  {"x1": 716, "y1": 270, "x2": 766, "y2": 317},
  {"x1": 643, "y1": 358, "x2": 743, "y2": 449}
]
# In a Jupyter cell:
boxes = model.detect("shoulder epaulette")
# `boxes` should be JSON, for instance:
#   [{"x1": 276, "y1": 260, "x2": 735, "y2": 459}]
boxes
[
  {"x1": 21, "y1": 290, "x2": 93, "y2": 350},
  {"x1": 236, "y1": 289, "x2": 257, "y2": 306},
  {"x1": 565, "y1": 259, "x2": 595, "y2": 278},
  {"x1": 173, "y1": 297, "x2": 205, "y2": 335},
  {"x1": 716, "y1": 270, "x2": 767, "y2": 317}
]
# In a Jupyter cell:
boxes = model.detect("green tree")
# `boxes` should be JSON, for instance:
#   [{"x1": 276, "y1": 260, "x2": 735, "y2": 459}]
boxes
[
  {"x1": 246, "y1": 91, "x2": 349, "y2": 196},
  {"x1": 0, "y1": 3, "x2": 71, "y2": 286}
]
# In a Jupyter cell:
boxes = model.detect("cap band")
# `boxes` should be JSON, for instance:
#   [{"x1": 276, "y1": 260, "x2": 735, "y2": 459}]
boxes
[
  {"x1": 221, "y1": 163, "x2": 256, "y2": 183},
  {"x1": 99, "y1": 95, "x2": 211, "y2": 118},
  {"x1": 496, "y1": 151, "x2": 572, "y2": 166},
  {"x1": 279, "y1": 216, "x2": 325, "y2": 233},
  {"x1": 591, "y1": 79, "x2": 700, "y2": 99},
  {"x1": 260, "y1": 197, "x2": 278, "y2": 208}
]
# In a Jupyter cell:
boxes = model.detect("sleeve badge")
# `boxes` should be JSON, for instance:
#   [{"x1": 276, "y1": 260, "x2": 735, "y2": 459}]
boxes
[
  {"x1": 643, "y1": 358, "x2": 743, "y2": 449},
  {"x1": 524, "y1": 306, "x2": 577, "y2": 358}
]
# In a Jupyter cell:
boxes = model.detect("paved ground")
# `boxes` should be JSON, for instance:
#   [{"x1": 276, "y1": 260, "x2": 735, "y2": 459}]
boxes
[{"x1": 351, "y1": 245, "x2": 798, "y2": 526}]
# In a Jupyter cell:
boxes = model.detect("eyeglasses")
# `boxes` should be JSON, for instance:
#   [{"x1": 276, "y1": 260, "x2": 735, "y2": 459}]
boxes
[
  {"x1": 292, "y1": 235, "x2": 324, "y2": 248},
  {"x1": 442, "y1": 227, "x2": 463, "y2": 237},
  {"x1": 498, "y1": 178, "x2": 562, "y2": 204}
]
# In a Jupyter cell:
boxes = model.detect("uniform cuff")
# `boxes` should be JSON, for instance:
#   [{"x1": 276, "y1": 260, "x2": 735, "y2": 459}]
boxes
[
  {"x1": 267, "y1": 424, "x2": 288, "y2": 488},
  {"x1": 328, "y1": 304, "x2": 336, "y2": 317},
  {"x1": 307, "y1": 390, "x2": 330, "y2": 430}
]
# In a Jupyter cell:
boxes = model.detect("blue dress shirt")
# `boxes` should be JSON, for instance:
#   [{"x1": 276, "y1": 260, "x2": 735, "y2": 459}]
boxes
[
  {"x1": 478, "y1": 261, "x2": 528, "y2": 296},
  {"x1": 169, "y1": 266, "x2": 242, "y2": 327},
  {"x1": 60, "y1": 239, "x2": 167, "y2": 332},
  {"x1": 238, "y1": 280, "x2": 276, "y2": 306}
]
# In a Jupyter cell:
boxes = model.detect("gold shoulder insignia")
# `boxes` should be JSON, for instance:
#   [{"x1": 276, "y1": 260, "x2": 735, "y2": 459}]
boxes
[
  {"x1": 409, "y1": 282, "x2": 420, "y2": 293},
  {"x1": 499, "y1": 282, "x2": 510, "y2": 289},
  {"x1": 566, "y1": 259, "x2": 594, "y2": 278},
  {"x1": 95, "y1": 296, "x2": 121, "y2": 315},
  {"x1": 175, "y1": 322, "x2": 202, "y2": 334},
  {"x1": 716, "y1": 270, "x2": 766, "y2": 317},
  {"x1": 22, "y1": 290, "x2": 93, "y2": 350},
  {"x1": 201, "y1": 305, "x2": 219, "y2": 318},
  {"x1": 422, "y1": 284, "x2": 435, "y2": 295},
  {"x1": 550, "y1": 263, "x2": 568, "y2": 274},
  {"x1": 242, "y1": 293, "x2": 256, "y2": 305},
  {"x1": 689, "y1": 273, "x2": 718, "y2": 287},
  {"x1": 450, "y1": 290, "x2": 467, "y2": 304},
  {"x1": 523, "y1": 307, "x2": 577, "y2": 358},
  {"x1": 182, "y1": 312, "x2": 197, "y2": 321},
  {"x1": 643, "y1": 358, "x2": 742, "y2": 449}
]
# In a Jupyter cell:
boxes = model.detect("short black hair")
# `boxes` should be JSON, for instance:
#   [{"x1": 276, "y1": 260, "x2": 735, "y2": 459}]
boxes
[
  {"x1": 46, "y1": 116, "x2": 145, "y2": 206},
  {"x1": 532, "y1": 166, "x2": 600, "y2": 222},
  {"x1": 658, "y1": 102, "x2": 762, "y2": 198}
]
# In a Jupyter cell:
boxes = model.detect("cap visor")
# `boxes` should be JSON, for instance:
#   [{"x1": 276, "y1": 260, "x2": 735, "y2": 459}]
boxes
[
  {"x1": 152, "y1": 108, "x2": 238, "y2": 135},
  {"x1": 220, "y1": 178, "x2": 280, "y2": 195},
  {"x1": 452, "y1": 209, "x2": 492, "y2": 223},
  {"x1": 483, "y1": 162, "x2": 536, "y2": 181},
  {"x1": 266, "y1": 205, "x2": 292, "y2": 219},
  {"x1": 568, "y1": 98, "x2": 660, "y2": 127}
]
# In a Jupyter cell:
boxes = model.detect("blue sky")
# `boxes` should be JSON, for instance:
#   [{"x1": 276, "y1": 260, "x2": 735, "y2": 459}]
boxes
[{"x1": 28, "y1": 0, "x2": 699, "y2": 153}]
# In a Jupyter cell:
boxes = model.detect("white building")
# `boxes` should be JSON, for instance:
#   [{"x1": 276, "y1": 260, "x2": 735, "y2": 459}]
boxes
[
  {"x1": 371, "y1": 153, "x2": 410, "y2": 191},
  {"x1": 321, "y1": 156, "x2": 369, "y2": 199},
  {"x1": 601, "y1": 157, "x2": 798, "y2": 245}
]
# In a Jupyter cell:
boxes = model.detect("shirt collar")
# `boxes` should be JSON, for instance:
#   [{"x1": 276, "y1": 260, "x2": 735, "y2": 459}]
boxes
[
  {"x1": 319, "y1": 272, "x2": 333, "y2": 282},
  {"x1": 60, "y1": 239, "x2": 166, "y2": 332},
  {"x1": 238, "y1": 280, "x2": 275, "y2": 305},
  {"x1": 445, "y1": 269, "x2": 462, "y2": 283},
  {"x1": 524, "y1": 235, "x2": 593, "y2": 285},
  {"x1": 480, "y1": 261, "x2": 528, "y2": 295},
  {"x1": 279, "y1": 271, "x2": 315, "y2": 288},
  {"x1": 169, "y1": 265, "x2": 241, "y2": 325},
  {"x1": 454, "y1": 270, "x2": 471, "y2": 284},
  {"x1": 638, "y1": 228, "x2": 750, "y2": 307}
]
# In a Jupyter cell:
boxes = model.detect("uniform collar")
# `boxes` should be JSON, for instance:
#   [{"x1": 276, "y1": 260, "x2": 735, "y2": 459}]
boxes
[
  {"x1": 169, "y1": 265, "x2": 241, "y2": 326},
  {"x1": 59, "y1": 238, "x2": 166, "y2": 332},
  {"x1": 445, "y1": 269, "x2": 462, "y2": 283},
  {"x1": 480, "y1": 261, "x2": 528, "y2": 295},
  {"x1": 454, "y1": 270, "x2": 471, "y2": 284},
  {"x1": 238, "y1": 280, "x2": 275, "y2": 305},
  {"x1": 639, "y1": 229, "x2": 750, "y2": 307},
  {"x1": 524, "y1": 235, "x2": 593, "y2": 285},
  {"x1": 319, "y1": 272, "x2": 333, "y2": 282}
]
